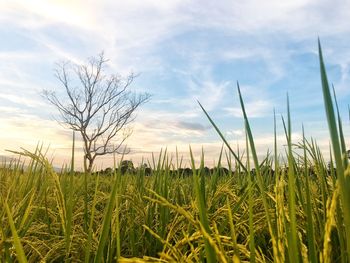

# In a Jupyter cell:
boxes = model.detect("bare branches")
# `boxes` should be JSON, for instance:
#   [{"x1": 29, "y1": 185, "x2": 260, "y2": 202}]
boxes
[{"x1": 43, "y1": 53, "x2": 151, "y2": 172}]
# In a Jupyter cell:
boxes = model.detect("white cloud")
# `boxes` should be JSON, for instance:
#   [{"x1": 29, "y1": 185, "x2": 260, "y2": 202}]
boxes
[
  {"x1": 223, "y1": 84, "x2": 274, "y2": 118},
  {"x1": 225, "y1": 100, "x2": 272, "y2": 118},
  {"x1": 0, "y1": 93, "x2": 46, "y2": 108},
  {"x1": 188, "y1": 78, "x2": 230, "y2": 111},
  {"x1": 227, "y1": 129, "x2": 244, "y2": 137},
  {"x1": 0, "y1": 1, "x2": 97, "y2": 30}
]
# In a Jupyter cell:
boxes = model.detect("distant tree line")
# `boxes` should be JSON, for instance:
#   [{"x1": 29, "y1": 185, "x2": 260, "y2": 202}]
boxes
[
  {"x1": 67, "y1": 160, "x2": 338, "y2": 179},
  {"x1": 84, "y1": 160, "x2": 233, "y2": 177}
]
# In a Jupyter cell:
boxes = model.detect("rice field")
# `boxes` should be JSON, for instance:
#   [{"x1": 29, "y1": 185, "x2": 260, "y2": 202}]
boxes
[{"x1": 1, "y1": 42, "x2": 350, "y2": 263}]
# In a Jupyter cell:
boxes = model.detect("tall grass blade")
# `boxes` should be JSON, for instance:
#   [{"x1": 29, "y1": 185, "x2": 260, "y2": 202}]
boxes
[
  {"x1": 198, "y1": 101, "x2": 247, "y2": 173},
  {"x1": 84, "y1": 174, "x2": 100, "y2": 263},
  {"x1": 285, "y1": 94, "x2": 300, "y2": 263},
  {"x1": 4, "y1": 200, "x2": 28, "y2": 263},
  {"x1": 65, "y1": 131, "x2": 75, "y2": 262},
  {"x1": 318, "y1": 39, "x2": 350, "y2": 260},
  {"x1": 94, "y1": 166, "x2": 120, "y2": 262},
  {"x1": 245, "y1": 129, "x2": 255, "y2": 263},
  {"x1": 302, "y1": 126, "x2": 317, "y2": 263},
  {"x1": 189, "y1": 146, "x2": 216, "y2": 263},
  {"x1": 236, "y1": 82, "x2": 277, "y2": 258},
  {"x1": 332, "y1": 84, "x2": 348, "y2": 168}
]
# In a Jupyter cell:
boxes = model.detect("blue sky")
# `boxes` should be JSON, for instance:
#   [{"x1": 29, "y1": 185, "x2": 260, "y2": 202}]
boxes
[{"x1": 1, "y1": 0, "x2": 350, "y2": 169}]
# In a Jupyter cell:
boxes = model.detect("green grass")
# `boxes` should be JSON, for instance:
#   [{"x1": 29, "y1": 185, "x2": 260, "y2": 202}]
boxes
[{"x1": 1, "y1": 41, "x2": 350, "y2": 262}]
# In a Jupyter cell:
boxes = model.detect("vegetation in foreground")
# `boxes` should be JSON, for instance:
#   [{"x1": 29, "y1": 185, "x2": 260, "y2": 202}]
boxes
[{"x1": 1, "y1": 42, "x2": 350, "y2": 263}]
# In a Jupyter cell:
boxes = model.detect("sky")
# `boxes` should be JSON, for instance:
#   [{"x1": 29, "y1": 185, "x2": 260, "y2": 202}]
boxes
[{"x1": 1, "y1": 0, "x2": 350, "y2": 170}]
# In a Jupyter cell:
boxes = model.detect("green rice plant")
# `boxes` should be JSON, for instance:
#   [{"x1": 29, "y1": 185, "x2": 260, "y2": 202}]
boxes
[
  {"x1": 321, "y1": 182, "x2": 339, "y2": 263},
  {"x1": 332, "y1": 84, "x2": 348, "y2": 168},
  {"x1": 3, "y1": 200, "x2": 28, "y2": 263},
  {"x1": 281, "y1": 95, "x2": 300, "y2": 263},
  {"x1": 64, "y1": 131, "x2": 75, "y2": 262},
  {"x1": 189, "y1": 147, "x2": 216, "y2": 263},
  {"x1": 209, "y1": 145, "x2": 223, "y2": 198},
  {"x1": 6, "y1": 147, "x2": 80, "y2": 259},
  {"x1": 84, "y1": 173, "x2": 100, "y2": 263},
  {"x1": 246, "y1": 129, "x2": 256, "y2": 263},
  {"x1": 318, "y1": 39, "x2": 350, "y2": 260},
  {"x1": 93, "y1": 154, "x2": 123, "y2": 262},
  {"x1": 226, "y1": 197, "x2": 240, "y2": 261},
  {"x1": 302, "y1": 126, "x2": 317, "y2": 263},
  {"x1": 237, "y1": 82, "x2": 280, "y2": 261},
  {"x1": 0, "y1": 140, "x2": 347, "y2": 262}
]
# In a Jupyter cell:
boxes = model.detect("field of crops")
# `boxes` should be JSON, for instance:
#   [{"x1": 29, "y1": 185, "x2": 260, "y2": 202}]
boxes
[{"x1": 1, "y1": 43, "x2": 350, "y2": 263}]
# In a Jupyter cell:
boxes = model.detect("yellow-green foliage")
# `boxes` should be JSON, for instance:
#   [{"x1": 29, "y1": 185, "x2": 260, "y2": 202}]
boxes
[{"x1": 0, "y1": 145, "x2": 349, "y2": 263}]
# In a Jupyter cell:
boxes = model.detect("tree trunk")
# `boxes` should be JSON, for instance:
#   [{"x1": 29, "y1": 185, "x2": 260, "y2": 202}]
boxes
[
  {"x1": 84, "y1": 155, "x2": 94, "y2": 174},
  {"x1": 84, "y1": 155, "x2": 88, "y2": 173},
  {"x1": 87, "y1": 160, "x2": 93, "y2": 174},
  {"x1": 84, "y1": 154, "x2": 94, "y2": 174}
]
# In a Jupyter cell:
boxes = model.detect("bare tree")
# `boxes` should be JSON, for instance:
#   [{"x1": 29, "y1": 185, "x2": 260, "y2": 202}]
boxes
[{"x1": 43, "y1": 53, "x2": 150, "y2": 173}]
